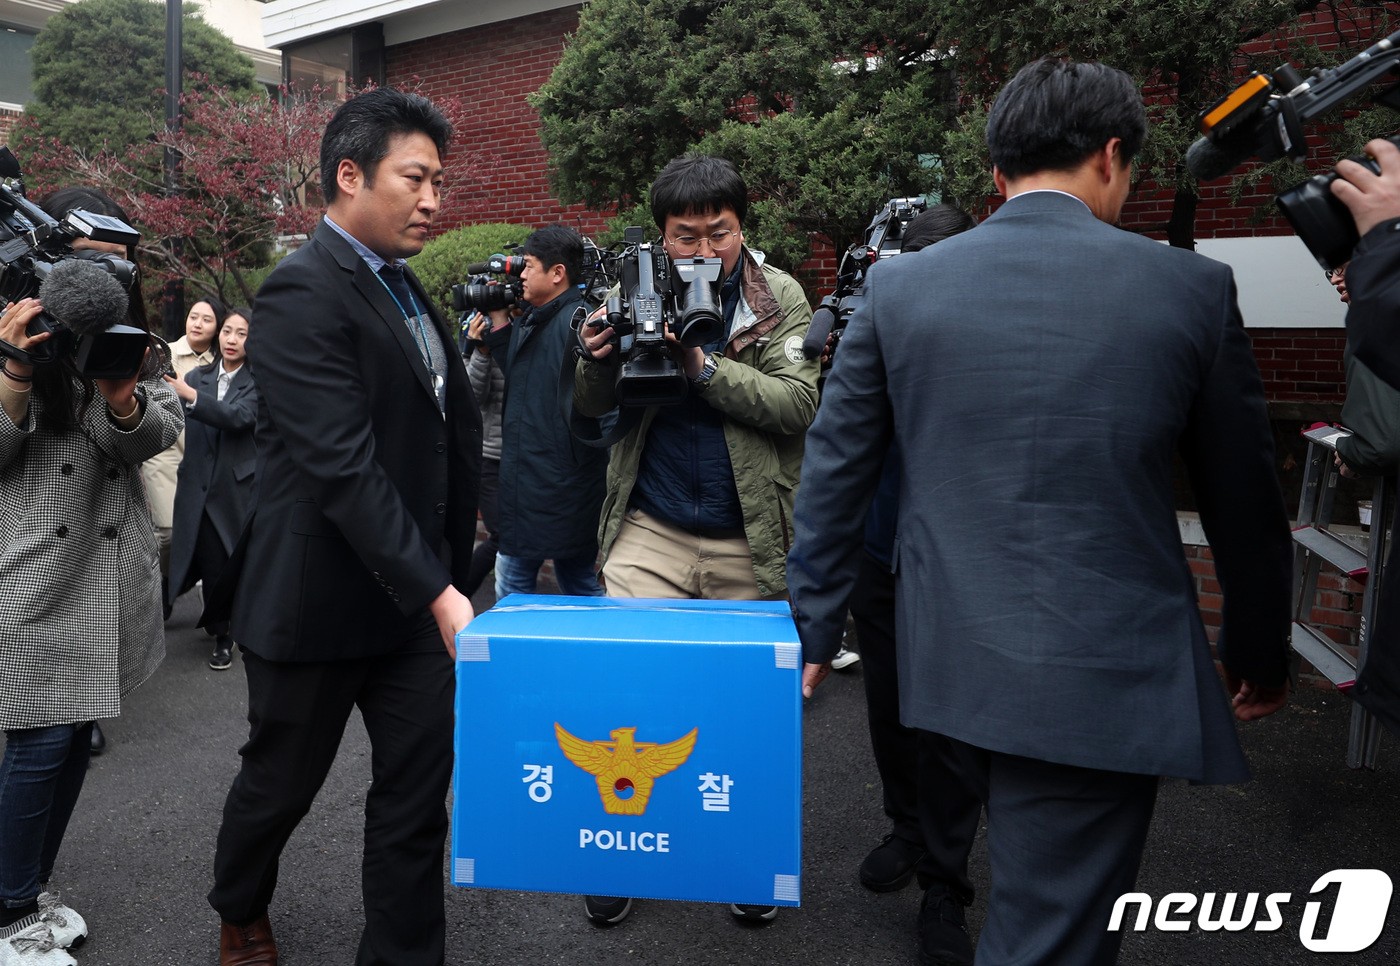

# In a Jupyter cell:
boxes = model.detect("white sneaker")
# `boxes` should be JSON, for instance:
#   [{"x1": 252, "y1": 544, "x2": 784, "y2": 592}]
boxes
[
  {"x1": 0, "y1": 916, "x2": 76, "y2": 965},
  {"x1": 831, "y1": 646, "x2": 861, "y2": 670},
  {"x1": 36, "y1": 893, "x2": 86, "y2": 950}
]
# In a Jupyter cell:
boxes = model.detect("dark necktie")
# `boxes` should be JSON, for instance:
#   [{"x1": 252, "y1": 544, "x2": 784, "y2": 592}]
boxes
[
  {"x1": 377, "y1": 263, "x2": 417, "y2": 311},
  {"x1": 378, "y1": 264, "x2": 448, "y2": 414}
]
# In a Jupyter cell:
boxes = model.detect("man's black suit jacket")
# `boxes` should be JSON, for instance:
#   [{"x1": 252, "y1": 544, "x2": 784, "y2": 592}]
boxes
[{"x1": 229, "y1": 219, "x2": 482, "y2": 662}]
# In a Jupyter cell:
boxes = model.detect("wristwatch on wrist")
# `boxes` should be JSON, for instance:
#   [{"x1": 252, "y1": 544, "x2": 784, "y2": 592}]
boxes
[{"x1": 692, "y1": 354, "x2": 719, "y2": 390}]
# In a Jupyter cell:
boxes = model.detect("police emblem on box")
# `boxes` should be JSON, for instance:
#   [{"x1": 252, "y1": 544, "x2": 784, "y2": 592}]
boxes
[{"x1": 451, "y1": 595, "x2": 802, "y2": 907}]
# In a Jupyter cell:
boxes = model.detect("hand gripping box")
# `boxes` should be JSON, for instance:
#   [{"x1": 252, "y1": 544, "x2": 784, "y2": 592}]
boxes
[{"x1": 451, "y1": 595, "x2": 802, "y2": 907}]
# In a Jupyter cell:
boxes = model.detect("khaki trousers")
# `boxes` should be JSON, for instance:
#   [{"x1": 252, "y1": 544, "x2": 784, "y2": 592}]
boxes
[{"x1": 602, "y1": 508, "x2": 784, "y2": 601}]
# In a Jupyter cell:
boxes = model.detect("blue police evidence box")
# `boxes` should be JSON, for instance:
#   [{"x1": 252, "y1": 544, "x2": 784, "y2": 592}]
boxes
[{"x1": 451, "y1": 595, "x2": 802, "y2": 907}]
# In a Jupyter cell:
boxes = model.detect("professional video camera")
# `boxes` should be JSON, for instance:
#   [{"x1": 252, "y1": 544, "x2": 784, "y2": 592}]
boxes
[
  {"x1": 1187, "y1": 28, "x2": 1400, "y2": 269},
  {"x1": 452, "y1": 250, "x2": 525, "y2": 315},
  {"x1": 802, "y1": 196, "x2": 928, "y2": 362},
  {"x1": 585, "y1": 226, "x2": 725, "y2": 407},
  {"x1": 0, "y1": 147, "x2": 147, "y2": 379}
]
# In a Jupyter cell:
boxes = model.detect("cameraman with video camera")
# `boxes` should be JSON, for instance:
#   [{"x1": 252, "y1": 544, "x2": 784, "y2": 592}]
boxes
[
  {"x1": 0, "y1": 267, "x2": 182, "y2": 961},
  {"x1": 1332, "y1": 138, "x2": 1400, "y2": 392},
  {"x1": 573, "y1": 154, "x2": 818, "y2": 925},
  {"x1": 1329, "y1": 138, "x2": 1400, "y2": 735},
  {"x1": 478, "y1": 225, "x2": 609, "y2": 598}
]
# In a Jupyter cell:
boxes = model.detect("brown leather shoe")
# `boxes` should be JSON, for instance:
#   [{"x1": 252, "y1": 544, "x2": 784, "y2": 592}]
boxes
[{"x1": 219, "y1": 914, "x2": 278, "y2": 965}]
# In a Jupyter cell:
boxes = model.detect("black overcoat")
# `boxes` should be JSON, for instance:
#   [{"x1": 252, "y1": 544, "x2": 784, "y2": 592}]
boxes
[
  {"x1": 167, "y1": 361, "x2": 258, "y2": 601},
  {"x1": 487, "y1": 290, "x2": 607, "y2": 560}
]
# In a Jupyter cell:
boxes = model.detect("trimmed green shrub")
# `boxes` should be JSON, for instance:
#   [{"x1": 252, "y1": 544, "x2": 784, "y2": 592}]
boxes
[{"x1": 409, "y1": 223, "x2": 534, "y2": 322}]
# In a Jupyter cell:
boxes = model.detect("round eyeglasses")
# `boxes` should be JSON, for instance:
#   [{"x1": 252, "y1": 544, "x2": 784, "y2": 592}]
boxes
[{"x1": 665, "y1": 229, "x2": 739, "y2": 257}]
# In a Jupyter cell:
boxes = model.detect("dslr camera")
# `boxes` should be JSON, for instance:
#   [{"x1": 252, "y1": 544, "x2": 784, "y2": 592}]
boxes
[
  {"x1": 584, "y1": 226, "x2": 725, "y2": 407},
  {"x1": 803, "y1": 196, "x2": 928, "y2": 362},
  {"x1": 0, "y1": 147, "x2": 146, "y2": 379},
  {"x1": 1187, "y1": 27, "x2": 1400, "y2": 269}
]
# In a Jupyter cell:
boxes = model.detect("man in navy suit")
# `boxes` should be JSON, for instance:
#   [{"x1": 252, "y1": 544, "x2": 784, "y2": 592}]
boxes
[
  {"x1": 788, "y1": 57, "x2": 1292, "y2": 965},
  {"x1": 207, "y1": 89, "x2": 481, "y2": 966}
]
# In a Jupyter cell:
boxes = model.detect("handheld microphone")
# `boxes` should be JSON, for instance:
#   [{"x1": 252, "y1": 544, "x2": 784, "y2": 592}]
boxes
[{"x1": 802, "y1": 302, "x2": 838, "y2": 360}]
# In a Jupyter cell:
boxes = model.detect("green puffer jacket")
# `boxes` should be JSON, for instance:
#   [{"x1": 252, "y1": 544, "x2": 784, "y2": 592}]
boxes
[{"x1": 575, "y1": 250, "x2": 819, "y2": 597}]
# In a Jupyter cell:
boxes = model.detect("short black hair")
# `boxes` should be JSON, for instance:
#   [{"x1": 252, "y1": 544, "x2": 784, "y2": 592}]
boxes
[
  {"x1": 226, "y1": 305, "x2": 253, "y2": 325},
  {"x1": 320, "y1": 88, "x2": 453, "y2": 204},
  {"x1": 901, "y1": 204, "x2": 977, "y2": 252},
  {"x1": 190, "y1": 296, "x2": 227, "y2": 329},
  {"x1": 520, "y1": 224, "x2": 583, "y2": 286},
  {"x1": 40, "y1": 186, "x2": 131, "y2": 223},
  {"x1": 39, "y1": 186, "x2": 140, "y2": 263},
  {"x1": 650, "y1": 154, "x2": 748, "y2": 229},
  {"x1": 986, "y1": 57, "x2": 1146, "y2": 180}
]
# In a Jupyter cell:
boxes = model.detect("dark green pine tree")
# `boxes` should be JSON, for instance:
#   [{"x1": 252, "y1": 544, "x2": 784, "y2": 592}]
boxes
[
  {"x1": 25, "y1": 0, "x2": 261, "y2": 156},
  {"x1": 530, "y1": 0, "x2": 962, "y2": 273}
]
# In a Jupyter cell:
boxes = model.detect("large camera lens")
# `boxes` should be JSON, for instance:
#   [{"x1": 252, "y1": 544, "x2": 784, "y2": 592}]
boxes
[
  {"x1": 1277, "y1": 134, "x2": 1400, "y2": 271},
  {"x1": 671, "y1": 258, "x2": 725, "y2": 348},
  {"x1": 678, "y1": 299, "x2": 722, "y2": 347},
  {"x1": 1277, "y1": 173, "x2": 1362, "y2": 271},
  {"x1": 451, "y1": 277, "x2": 519, "y2": 314}
]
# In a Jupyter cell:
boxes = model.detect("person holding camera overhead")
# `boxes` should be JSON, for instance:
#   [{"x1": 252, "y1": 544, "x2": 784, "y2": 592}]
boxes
[
  {"x1": 479, "y1": 225, "x2": 608, "y2": 598},
  {"x1": 573, "y1": 154, "x2": 819, "y2": 926},
  {"x1": 0, "y1": 268, "x2": 182, "y2": 963}
]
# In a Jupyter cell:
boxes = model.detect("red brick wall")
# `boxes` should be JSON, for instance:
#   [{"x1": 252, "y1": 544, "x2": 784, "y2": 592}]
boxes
[
  {"x1": 1254, "y1": 328, "x2": 1347, "y2": 404},
  {"x1": 386, "y1": 5, "x2": 609, "y2": 239},
  {"x1": 1188, "y1": 543, "x2": 1363, "y2": 691},
  {"x1": 0, "y1": 109, "x2": 22, "y2": 147}
]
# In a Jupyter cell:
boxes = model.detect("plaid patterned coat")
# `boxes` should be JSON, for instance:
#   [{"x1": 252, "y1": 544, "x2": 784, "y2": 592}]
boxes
[{"x1": 0, "y1": 377, "x2": 183, "y2": 728}]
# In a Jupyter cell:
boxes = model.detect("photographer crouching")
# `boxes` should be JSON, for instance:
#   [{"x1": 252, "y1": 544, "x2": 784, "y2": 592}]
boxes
[
  {"x1": 0, "y1": 276, "x2": 181, "y2": 959},
  {"x1": 1329, "y1": 137, "x2": 1400, "y2": 735}
]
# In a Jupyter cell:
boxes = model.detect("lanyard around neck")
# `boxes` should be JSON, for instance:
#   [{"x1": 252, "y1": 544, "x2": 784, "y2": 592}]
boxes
[
  {"x1": 375, "y1": 270, "x2": 434, "y2": 361},
  {"x1": 374, "y1": 268, "x2": 446, "y2": 411}
]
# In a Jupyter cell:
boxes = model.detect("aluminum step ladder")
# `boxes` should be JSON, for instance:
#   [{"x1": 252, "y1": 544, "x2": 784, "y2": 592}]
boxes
[{"x1": 1290, "y1": 424, "x2": 1392, "y2": 768}]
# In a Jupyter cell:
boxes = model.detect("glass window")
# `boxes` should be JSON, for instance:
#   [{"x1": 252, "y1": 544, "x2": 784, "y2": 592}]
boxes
[
  {"x1": 0, "y1": 26, "x2": 36, "y2": 106},
  {"x1": 284, "y1": 33, "x2": 352, "y2": 100}
]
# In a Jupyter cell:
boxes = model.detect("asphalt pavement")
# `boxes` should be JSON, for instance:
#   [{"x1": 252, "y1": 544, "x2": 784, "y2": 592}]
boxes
[{"x1": 22, "y1": 585, "x2": 1400, "y2": 965}]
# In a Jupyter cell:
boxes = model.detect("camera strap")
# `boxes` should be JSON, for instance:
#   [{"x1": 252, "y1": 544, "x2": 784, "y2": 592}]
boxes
[
  {"x1": 0, "y1": 337, "x2": 35, "y2": 366},
  {"x1": 558, "y1": 304, "x2": 639, "y2": 449}
]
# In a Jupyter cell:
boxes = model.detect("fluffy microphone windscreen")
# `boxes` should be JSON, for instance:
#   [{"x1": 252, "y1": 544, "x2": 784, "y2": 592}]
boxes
[{"x1": 38, "y1": 258, "x2": 130, "y2": 337}]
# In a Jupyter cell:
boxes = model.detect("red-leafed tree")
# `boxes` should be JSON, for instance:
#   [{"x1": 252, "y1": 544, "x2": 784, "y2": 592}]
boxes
[{"x1": 14, "y1": 81, "x2": 479, "y2": 306}]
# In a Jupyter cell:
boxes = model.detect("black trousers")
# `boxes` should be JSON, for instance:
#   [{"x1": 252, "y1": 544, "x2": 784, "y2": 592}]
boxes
[
  {"x1": 208, "y1": 642, "x2": 454, "y2": 966},
  {"x1": 849, "y1": 551, "x2": 982, "y2": 902},
  {"x1": 464, "y1": 457, "x2": 501, "y2": 597},
  {"x1": 191, "y1": 512, "x2": 231, "y2": 637}
]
